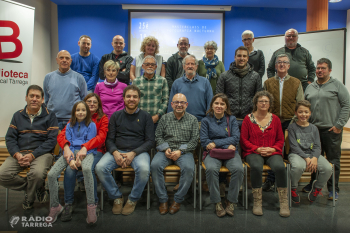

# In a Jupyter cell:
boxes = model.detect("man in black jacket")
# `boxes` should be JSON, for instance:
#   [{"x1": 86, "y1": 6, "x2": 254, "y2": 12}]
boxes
[
  {"x1": 0, "y1": 85, "x2": 59, "y2": 209},
  {"x1": 98, "y1": 35, "x2": 134, "y2": 85}
]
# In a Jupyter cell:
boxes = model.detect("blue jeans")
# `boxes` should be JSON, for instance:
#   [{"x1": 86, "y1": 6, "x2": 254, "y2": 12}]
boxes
[
  {"x1": 64, "y1": 151, "x2": 103, "y2": 204},
  {"x1": 95, "y1": 151, "x2": 150, "y2": 202},
  {"x1": 150, "y1": 151, "x2": 195, "y2": 203}
]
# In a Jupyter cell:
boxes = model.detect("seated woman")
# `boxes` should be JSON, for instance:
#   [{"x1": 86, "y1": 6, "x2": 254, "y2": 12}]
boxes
[
  {"x1": 130, "y1": 36, "x2": 165, "y2": 81},
  {"x1": 288, "y1": 100, "x2": 332, "y2": 204},
  {"x1": 200, "y1": 93, "x2": 243, "y2": 217},
  {"x1": 57, "y1": 93, "x2": 109, "y2": 222},
  {"x1": 197, "y1": 41, "x2": 225, "y2": 94},
  {"x1": 240, "y1": 91, "x2": 289, "y2": 217},
  {"x1": 95, "y1": 60, "x2": 127, "y2": 119}
]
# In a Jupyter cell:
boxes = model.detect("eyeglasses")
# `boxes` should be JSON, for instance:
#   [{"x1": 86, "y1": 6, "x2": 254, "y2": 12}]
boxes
[
  {"x1": 242, "y1": 38, "x2": 253, "y2": 42},
  {"x1": 277, "y1": 61, "x2": 290, "y2": 65},
  {"x1": 286, "y1": 35, "x2": 297, "y2": 38},
  {"x1": 185, "y1": 63, "x2": 196, "y2": 66},
  {"x1": 179, "y1": 43, "x2": 189, "y2": 46},
  {"x1": 143, "y1": 63, "x2": 156, "y2": 67},
  {"x1": 205, "y1": 47, "x2": 215, "y2": 51},
  {"x1": 86, "y1": 100, "x2": 98, "y2": 105},
  {"x1": 172, "y1": 101, "x2": 187, "y2": 106},
  {"x1": 258, "y1": 100, "x2": 269, "y2": 104}
]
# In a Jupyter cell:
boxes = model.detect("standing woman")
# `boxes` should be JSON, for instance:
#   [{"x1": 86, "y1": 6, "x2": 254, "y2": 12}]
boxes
[
  {"x1": 242, "y1": 30, "x2": 265, "y2": 78},
  {"x1": 130, "y1": 36, "x2": 165, "y2": 81},
  {"x1": 240, "y1": 91, "x2": 289, "y2": 217},
  {"x1": 95, "y1": 60, "x2": 127, "y2": 119},
  {"x1": 197, "y1": 41, "x2": 225, "y2": 94},
  {"x1": 200, "y1": 93, "x2": 243, "y2": 217},
  {"x1": 57, "y1": 93, "x2": 109, "y2": 222}
]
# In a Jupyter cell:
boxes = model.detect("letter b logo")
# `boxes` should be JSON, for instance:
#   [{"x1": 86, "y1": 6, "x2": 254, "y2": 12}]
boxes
[{"x1": 0, "y1": 20, "x2": 23, "y2": 59}]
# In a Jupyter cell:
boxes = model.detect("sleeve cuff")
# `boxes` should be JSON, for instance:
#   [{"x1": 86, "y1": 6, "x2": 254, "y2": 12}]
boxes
[
  {"x1": 179, "y1": 144, "x2": 188, "y2": 150},
  {"x1": 156, "y1": 142, "x2": 169, "y2": 152}
]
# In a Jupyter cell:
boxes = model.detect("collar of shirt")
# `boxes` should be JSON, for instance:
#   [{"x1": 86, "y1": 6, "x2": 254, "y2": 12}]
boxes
[
  {"x1": 123, "y1": 108, "x2": 140, "y2": 114},
  {"x1": 183, "y1": 73, "x2": 199, "y2": 82},
  {"x1": 172, "y1": 111, "x2": 186, "y2": 121},
  {"x1": 142, "y1": 74, "x2": 156, "y2": 81},
  {"x1": 26, "y1": 107, "x2": 42, "y2": 122}
]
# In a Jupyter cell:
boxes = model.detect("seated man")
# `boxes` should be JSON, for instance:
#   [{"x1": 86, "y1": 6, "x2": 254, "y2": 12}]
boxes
[
  {"x1": 151, "y1": 93, "x2": 199, "y2": 215},
  {"x1": 96, "y1": 85, "x2": 154, "y2": 216},
  {"x1": 0, "y1": 85, "x2": 58, "y2": 209}
]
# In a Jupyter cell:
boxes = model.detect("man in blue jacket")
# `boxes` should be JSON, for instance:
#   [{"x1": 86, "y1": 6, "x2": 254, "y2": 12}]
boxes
[{"x1": 0, "y1": 85, "x2": 59, "y2": 210}]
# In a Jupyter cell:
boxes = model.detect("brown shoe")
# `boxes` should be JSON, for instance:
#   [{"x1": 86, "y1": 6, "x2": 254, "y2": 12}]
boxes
[
  {"x1": 252, "y1": 188, "x2": 263, "y2": 216},
  {"x1": 121, "y1": 199, "x2": 137, "y2": 216},
  {"x1": 112, "y1": 196, "x2": 124, "y2": 215},
  {"x1": 169, "y1": 201, "x2": 181, "y2": 215},
  {"x1": 173, "y1": 184, "x2": 180, "y2": 191},
  {"x1": 277, "y1": 187, "x2": 290, "y2": 217},
  {"x1": 215, "y1": 202, "x2": 226, "y2": 217},
  {"x1": 159, "y1": 202, "x2": 169, "y2": 215},
  {"x1": 225, "y1": 200, "x2": 234, "y2": 216}
]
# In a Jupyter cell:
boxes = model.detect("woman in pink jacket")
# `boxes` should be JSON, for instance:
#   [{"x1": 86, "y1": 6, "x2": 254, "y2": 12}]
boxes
[{"x1": 95, "y1": 60, "x2": 127, "y2": 119}]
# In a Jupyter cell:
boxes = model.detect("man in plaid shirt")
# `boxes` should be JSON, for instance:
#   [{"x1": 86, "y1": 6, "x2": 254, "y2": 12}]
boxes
[
  {"x1": 151, "y1": 93, "x2": 199, "y2": 215},
  {"x1": 133, "y1": 55, "x2": 169, "y2": 129}
]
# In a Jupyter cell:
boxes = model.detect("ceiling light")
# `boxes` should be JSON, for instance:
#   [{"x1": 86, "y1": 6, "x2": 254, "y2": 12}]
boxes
[{"x1": 329, "y1": 0, "x2": 342, "y2": 3}]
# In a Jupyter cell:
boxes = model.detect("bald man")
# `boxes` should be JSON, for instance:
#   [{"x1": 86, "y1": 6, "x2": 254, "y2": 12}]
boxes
[
  {"x1": 98, "y1": 35, "x2": 134, "y2": 85},
  {"x1": 44, "y1": 50, "x2": 87, "y2": 130},
  {"x1": 151, "y1": 93, "x2": 199, "y2": 215}
]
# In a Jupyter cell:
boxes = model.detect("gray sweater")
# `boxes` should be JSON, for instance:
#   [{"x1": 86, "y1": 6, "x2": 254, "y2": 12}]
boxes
[
  {"x1": 288, "y1": 122, "x2": 321, "y2": 159},
  {"x1": 305, "y1": 77, "x2": 350, "y2": 129}
]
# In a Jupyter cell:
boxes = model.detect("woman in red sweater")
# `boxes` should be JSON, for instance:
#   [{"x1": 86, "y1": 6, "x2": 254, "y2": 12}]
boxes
[
  {"x1": 240, "y1": 91, "x2": 289, "y2": 217},
  {"x1": 57, "y1": 93, "x2": 108, "y2": 221}
]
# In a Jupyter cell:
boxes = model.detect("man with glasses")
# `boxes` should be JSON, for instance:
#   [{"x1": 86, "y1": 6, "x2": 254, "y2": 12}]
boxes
[
  {"x1": 151, "y1": 93, "x2": 199, "y2": 215},
  {"x1": 133, "y1": 55, "x2": 169, "y2": 128},
  {"x1": 165, "y1": 37, "x2": 191, "y2": 91},
  {"x1": 167, "y1": 54, "x2": 213, "y2": 123},
  {"x1": 242, "y1": 30, "x2": 265, "y2": 78},
  {"x1": 267, "y1": 28, "x2": 316, "y2": 91}
]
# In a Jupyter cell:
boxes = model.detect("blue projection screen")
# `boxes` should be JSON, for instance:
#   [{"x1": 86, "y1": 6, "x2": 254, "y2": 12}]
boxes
[{"x1": 129, "y1": 12, "x2": 224, "y2": 62}]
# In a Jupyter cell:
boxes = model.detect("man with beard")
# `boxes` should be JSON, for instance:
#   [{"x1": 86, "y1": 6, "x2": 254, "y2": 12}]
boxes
[
  {"x1": 96, "y1": 85, "x2": 154, "y2": 216},
  {"x1": 99, "y1": 35, "x2": 134, "y2": 85},
  {"x1": 167, "y1": 54, "x2": 213, "y2": 123},
  {"x1": 133, "y1": 55, "x2": 169, "y2": 128},
  {"x1": 70, "y1": 35, "x2": 100, "y2": 93},
  {"x1": 165, "y1": 37, "x2": 191, "y2": 91},
  {"x1": 216, "y1": 46, "x2": 262, "y2": 127},
  {"x1": 267, "y1": 28, "x2": 316, "y2": 91},
  {"x1": 151, "y1": 93, "x2": 199, "y2": 215}
]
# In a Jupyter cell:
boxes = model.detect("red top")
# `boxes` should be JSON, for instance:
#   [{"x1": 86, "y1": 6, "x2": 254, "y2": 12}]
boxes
[
  {"x1": 240, "y1": 113, "x2": 284, "y2": 158},
  {"x1": 57, "y1": 113, "x2": 109, "y2": 153}
]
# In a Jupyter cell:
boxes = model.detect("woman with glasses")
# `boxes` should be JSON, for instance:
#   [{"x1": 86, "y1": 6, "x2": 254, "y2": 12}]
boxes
[
  {"x1": 240, "y1": 91, "x2": 289, "y2": 217},
  {"x1": 241, "y1": 30, "x2": 265, "y2": 78},
  {"x1": 94, "y1": 60, "x2": 127, "y2": 120},
  {"x1": 56, "y1": 93, "x2": 109, "y2": 222},
  {"x1": 200, "y1": 93, "x2": 243, "y2": 217},
  {"x1": 130, "y1": 36, "x2": 165, "y2": 82},
  {"x1": 197, "y1": 41, "x2": 225, "y2": 94}
]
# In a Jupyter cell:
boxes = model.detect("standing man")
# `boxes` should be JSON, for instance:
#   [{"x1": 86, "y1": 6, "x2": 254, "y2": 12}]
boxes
[
  {"x1": 70, "y1": 35, "x2": 100, "y2": 93},
  {"x1": 263, "y1": 54, "x2": 304, "y2": 192},
  {"x1": 133, "y1": 55, "x2": 169, "y2": 128},
  {"x1": 168, "y1": 54, "x2": 213, "y2": 123},
  {"x1": 44, "y1": 50, "x2": 87, "y2": 131},
  {"x1": 267, "y1": 28, "x2": 316, "y2": 91},
  {"x1": 304, "y1": 58, "x2": 350, "y2": 200},
  {"x1": 96, "y1": 85, "x2": 154, "y2": 216},
  {"x1": 216, "y1": 46, "x2": 262, "y2": 127},
  {"x1": 165, "y1": 37, "x2": 191, "y2": 91},
  {"x1": 0, "y1": 85, "x2": 58, "y2": 209},
  {"x1": 99, "y1": 35, "x2": 133, "y2": 85},
  {"x1": 151, "y1": 93, "x2": 199, "y2": 215},
  {"x1": 241, "y1": 30, "x2": 265, "y2": 78}
]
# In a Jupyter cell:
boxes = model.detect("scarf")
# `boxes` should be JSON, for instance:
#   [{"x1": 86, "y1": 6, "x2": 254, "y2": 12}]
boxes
[
  {"x1": 203, "y1": 55, "x2": 219, "y2": 81},
  {"x1": 230, "y1": 62, "x2": 250, "y2": 78},
  {"x1": 104, "y1": 78, "x2": 118, "y2": 88}
]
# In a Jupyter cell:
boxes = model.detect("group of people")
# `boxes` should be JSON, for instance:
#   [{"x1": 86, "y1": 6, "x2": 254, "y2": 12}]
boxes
[{"x1": 0, "y1": 27, "x2": 349, "y2": 225}]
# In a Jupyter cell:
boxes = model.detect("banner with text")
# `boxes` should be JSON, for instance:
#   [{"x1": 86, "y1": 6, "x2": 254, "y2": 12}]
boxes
[{"x1": 0, "y1": 0, "x2": 34, "y2": 138}]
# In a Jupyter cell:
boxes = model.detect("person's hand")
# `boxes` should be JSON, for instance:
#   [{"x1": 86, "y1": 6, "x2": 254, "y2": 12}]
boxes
[
  {"x1": 121, "y1": 151, "x2": 136, "y2": 166},
  {"x1": 14, "y1": 153, "x2": 26, "y2": 167},
  {"x1": 256, "y1": 147, "x2": 262, "y2": 154},
  {"x1": 170, "y1": 150, "x2": 181, "y2": 161},
  {"x1": 206, "y1": 142, "x2": 216, "y2": 150},
  {"x1": 113, "y1": 151, "x2": 126, "y2": 167},
  {"x1": 265, "y1": 147, "x2": 276, "y2": 156},
  {"x1": 121, "y1": 68, "x2": 126, "y2": 72},
  {"x1": 152, "y1": 115, "x2": 160, "y2": 124},
  {"x1": 21, "y1": 154, "x2": 34, "y2": 166},
  {"x1": 329, "y1": 126, "x2": 341, "y2": 134},
  {"x1": 76, "y1": 147, "x2": 87, "y2": 161},
  {"x1": 307, "y1": 81, "x2": 312, "y2": 84},
  {"x1": 75, "y1": 157, "x2": 82, "y2": 167},
  {"x1": 258, "y1": 147, "x2": 268, "y2": 157},
  {"x1": 227, "y1": 145, "x2": 236, "y2": 150},
  {"x1": 308, "y1": 157, "x2": 318, "y2": 173},
  {"x1": 69, "y1": 160, "x2": 78, "y2": 170},
  {"x1": 165, "y1": 148, "x2": 172, "y2": 159},
  {"x1": 63, "y1": 144, "x2": 74, "y2": 164},
  {"x1": 304, "y1": 157, "x2": 312, "y2": 172}
]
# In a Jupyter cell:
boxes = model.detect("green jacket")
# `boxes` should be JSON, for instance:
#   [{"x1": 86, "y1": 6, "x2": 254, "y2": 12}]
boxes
[{"x1": 197, "y1": 60, "x2": 225, "y2": 94}]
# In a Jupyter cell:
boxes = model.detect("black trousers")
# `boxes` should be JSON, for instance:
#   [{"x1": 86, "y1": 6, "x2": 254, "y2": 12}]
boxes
[{"x1": 310, "y1": 128, "x2": 342, "y2": 192}]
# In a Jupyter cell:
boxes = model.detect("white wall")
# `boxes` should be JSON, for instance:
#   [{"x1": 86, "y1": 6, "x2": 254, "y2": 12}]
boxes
[
  {"x1": 345, "y1": 9, "x2": 350, "y2": 128},
  {"x1": 10, "y1": 0, "x2": 58, "y2": 86}
]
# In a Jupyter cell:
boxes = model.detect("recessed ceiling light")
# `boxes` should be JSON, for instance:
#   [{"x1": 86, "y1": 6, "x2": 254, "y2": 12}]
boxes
[{"x1": 329, "y1": 0, "x2": 342, "y2": 3}]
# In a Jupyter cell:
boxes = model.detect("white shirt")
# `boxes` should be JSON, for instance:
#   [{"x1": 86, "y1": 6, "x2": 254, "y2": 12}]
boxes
[{"x1": 279, "y1": 76, "x2": 286, "y2": 104}]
